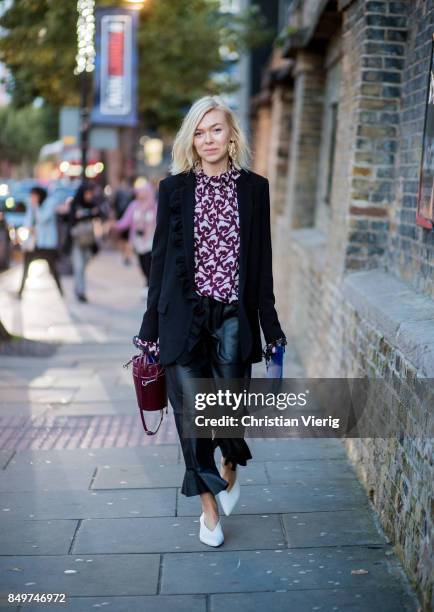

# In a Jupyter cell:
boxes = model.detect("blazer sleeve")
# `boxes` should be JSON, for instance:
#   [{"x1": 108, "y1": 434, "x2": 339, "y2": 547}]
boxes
[
  {"x1": 137, "y1": 180, "x2": 170, "y2": 341},
  {"x1": 258, "y1": 178, "x2": 286, "y2": 344}
]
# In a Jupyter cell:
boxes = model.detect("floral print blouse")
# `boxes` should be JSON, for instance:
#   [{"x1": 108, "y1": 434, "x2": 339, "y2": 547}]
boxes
[{"x1": 193, "y1": 160, "x2": 240, "y2": 303}]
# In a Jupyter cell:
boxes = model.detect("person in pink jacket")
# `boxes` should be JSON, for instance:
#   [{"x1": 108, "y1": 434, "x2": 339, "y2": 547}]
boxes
[{"x1": 113, "y1": 180, "x2": 157, "y2": 297}]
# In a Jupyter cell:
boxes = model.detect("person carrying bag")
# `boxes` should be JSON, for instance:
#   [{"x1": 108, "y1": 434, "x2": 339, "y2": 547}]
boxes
[
  {"x1": 127, "y1": 95, "x2": 286, "y2": 549},
  {"x1": 17, "y1": 186, "x2": 64, "y2": 299},
  {"x1": 68, "y1": 181, "x2": 102, "y2": 303}
]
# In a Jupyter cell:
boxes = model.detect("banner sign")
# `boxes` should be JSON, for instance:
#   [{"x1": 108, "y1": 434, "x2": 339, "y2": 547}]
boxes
[{"x1": 91, "y1": 7, "x2": 138, "y2": 127}]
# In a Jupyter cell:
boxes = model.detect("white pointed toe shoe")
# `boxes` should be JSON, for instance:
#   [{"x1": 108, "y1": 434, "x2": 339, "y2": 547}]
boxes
[
  {"x1": 218, "y1": 469, "x2": 240, "y2": 516},
  {"x1": 199, "y1": 513, "x2": 224, "y2": 547}
]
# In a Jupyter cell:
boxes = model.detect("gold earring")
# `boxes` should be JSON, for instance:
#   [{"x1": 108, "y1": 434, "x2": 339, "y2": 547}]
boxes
[{"x1": 228, "y1": 140, "x2": 236, "y2": 159}]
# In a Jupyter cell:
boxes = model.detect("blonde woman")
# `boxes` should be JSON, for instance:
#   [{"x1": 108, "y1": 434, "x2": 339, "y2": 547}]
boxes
[{"x1": 133, "y1": 95, "x2": 286, "y2": 547}]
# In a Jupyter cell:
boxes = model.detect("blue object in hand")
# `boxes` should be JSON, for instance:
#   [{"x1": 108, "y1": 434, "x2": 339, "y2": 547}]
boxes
[{"x1": 266, "y1": 344, "x2": 284, "y2": 379}]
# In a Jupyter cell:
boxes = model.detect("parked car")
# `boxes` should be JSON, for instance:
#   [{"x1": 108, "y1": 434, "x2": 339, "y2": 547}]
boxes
[{"x1": 0, "y1": 192, "x2": 29, "y2": 248}]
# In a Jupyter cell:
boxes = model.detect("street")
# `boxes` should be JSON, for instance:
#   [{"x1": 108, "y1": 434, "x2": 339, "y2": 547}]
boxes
[{"x1": 0, "y1": 250, "x2": 419, "y2": 611}]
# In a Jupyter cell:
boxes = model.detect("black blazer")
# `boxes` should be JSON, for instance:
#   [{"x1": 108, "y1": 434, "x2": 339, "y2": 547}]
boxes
[{"x1": 138, "y1": 167, "x2": 285, "y2": 365}]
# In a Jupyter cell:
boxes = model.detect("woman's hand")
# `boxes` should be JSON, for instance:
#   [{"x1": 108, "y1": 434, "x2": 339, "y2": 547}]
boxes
[{"x1": 262, "y1": 336, "x2": 287, "y2": 360}]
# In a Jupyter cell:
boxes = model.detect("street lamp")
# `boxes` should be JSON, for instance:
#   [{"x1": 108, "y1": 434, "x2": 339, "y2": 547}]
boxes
[
  {"x1": 74, "y1": 0, "x2": 96, "y2": 180},
  {"x1": 124, "y1": 0, "x2": 147, "y2": 7}
]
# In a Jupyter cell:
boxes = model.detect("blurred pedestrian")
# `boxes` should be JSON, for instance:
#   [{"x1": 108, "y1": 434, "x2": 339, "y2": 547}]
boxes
[
  {"x1": 68, "y1": 182, "x2": 102, "y2": 303},
  {"x1": 111, "y1": 180, "x2": 157, "y2": 298},
  {"x1": 112, "y1": 177, "x2": 134, "y2": 266},
  {"x1": 17, "y1": 186, "x2": 63, "y2": 298}
]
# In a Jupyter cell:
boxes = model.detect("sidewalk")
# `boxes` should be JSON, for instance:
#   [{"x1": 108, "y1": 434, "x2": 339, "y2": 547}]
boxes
[{"x1": 0, "y1": 250, "x2": 419, "y2": 611}]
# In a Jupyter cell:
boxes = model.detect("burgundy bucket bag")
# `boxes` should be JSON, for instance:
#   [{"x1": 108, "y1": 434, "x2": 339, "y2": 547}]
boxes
[{"x1": 124, "y1": 353, "x2": 168, "y2": 436}]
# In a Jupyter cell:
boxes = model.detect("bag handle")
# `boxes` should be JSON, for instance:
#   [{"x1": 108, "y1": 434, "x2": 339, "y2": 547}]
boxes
[
  {"x1": 139, "y1": 406, "x2": 168, "y2": 436},
  {"x1": 123, "y1": 351, "x2": 159, "y2": 369}
]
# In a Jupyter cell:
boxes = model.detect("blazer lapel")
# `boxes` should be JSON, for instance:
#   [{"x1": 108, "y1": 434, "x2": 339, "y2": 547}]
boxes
[
  {"x1": 180, "y1": 171, "x2": 196, "y2": 285},
  {"x1": 237, "y1": 169, "x2": 253, "y2": 296}
]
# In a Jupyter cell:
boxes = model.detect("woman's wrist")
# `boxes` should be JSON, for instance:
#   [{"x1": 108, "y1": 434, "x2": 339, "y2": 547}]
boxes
[{"x1": 132, "y1": 335, "x2": 160, "y2": 357}]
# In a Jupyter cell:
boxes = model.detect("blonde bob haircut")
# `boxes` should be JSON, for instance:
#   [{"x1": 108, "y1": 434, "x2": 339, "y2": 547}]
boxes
[{"x1": 171, "y1": 95, "x2": 251, "y2": 175}]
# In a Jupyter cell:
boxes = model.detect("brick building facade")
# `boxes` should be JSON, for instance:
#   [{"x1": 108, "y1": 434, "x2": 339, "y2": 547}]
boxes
[{"x1": 250, "y1": 1, "x2": 433, "y2": 609}]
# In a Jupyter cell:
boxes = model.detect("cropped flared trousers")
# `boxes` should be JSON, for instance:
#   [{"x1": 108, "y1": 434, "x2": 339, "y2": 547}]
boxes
[{"x1": 165, "y1": 295, "x2": 253, "y2": 497}]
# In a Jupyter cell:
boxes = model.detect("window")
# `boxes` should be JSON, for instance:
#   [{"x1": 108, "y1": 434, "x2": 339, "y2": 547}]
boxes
[
  {"x1": 416, "y1": 33, "x2": 434, "y2": 229},
  {"x1": 315, "y1": 53, "x2": 341, "y2": 219},
  {"x1": 325, "y1": 102, "x2": 338, "y2": 205}
]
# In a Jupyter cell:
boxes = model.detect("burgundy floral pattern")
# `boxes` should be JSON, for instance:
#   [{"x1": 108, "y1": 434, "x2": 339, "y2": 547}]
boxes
[{"x1": 193, "y1": 161, "x2": 241, "y2": 303}]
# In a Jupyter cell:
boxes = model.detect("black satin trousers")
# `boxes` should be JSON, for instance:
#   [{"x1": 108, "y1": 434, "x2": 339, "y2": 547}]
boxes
[{"x1": 165, "y1": 295, "x2": 253, "y2": 497}]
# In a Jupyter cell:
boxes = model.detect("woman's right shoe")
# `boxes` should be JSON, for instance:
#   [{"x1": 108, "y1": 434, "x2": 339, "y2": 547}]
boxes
[{"x1": 199, "y1": 513, "x2": 224, "y2": 547}]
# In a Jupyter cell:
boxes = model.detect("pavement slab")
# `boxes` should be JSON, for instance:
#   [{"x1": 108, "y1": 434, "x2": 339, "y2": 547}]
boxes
[
  {"x1": 0, "y1": 554, "x2": 160, "y2": 597},
  {"x1": 0, "y1": 389, "x2": 76, "y2": 405},
  {"x1": 91, "y1": 461, "x2": 268, "y2": 490},
  {"x1": 0, "y1": 519, "x2": 79, "y2": 555},
  {"x1": 210, "y1": 588, "x2": 417, "y2": 612},
  {"x1": 159, "y1": 546, "x2": 411, "y2": 595},
  {"x1": 265, "y1": 459, "x2": 357, "y2": 482},
  {"x1": 42, "y1": 400, "x2": 143, "y2": 416},
  {"x1": 70, "y1": 384, "x2": 136, "y2": 403},
  {"x1": 0, "y1": 369, "x2": 98, "y2": 390},
  {"x1": 0, "y1": 450, "x2": 14, "y2": 469},
  {"x1": 177, "y1": 481, "x2": 368, "y2": 516},
  {"x1": 72, "y1": 514, "x2": 286, "y2": 554},
  {"x1": 0, "y1": 489, "x2": 177, "y2": 520},
  {"x1": 246, "y1": 438, "x2": 348, "y2": 461},
  {"x1": 281, "y1": 509, "x2": 386, "y2": 547},
  {"x1": 0, "y1": 403, "x2": 56, "y2": 418},
  {"x1": 16, "y1": 595, "x2": 206, "y2": 612},
  {"x1": 0, "y1": 467, "x2": 95, "y2": 492},
  {"x1": 5, "y1": 446, "x2": 180, "y2": 470}
]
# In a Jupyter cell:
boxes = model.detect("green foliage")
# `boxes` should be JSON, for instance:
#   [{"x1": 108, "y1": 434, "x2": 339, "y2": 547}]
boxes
[
  {"x1": 0, "y1": 0, "x2": 272, "y2": 133},
  {"x1": 275, "y1": 25, "x2": 300, "y2": 48},
  {"x1": 0, "y1": 0, "x2": 78, "y2": 107},
  {"x1": 0, "y1": 103, "x2": 58, "y2": 165}
]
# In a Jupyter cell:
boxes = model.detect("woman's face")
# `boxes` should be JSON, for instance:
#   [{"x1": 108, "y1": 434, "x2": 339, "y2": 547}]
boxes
[{"x1": 193, "y1": 108, "x2": 232, "y2": 166}]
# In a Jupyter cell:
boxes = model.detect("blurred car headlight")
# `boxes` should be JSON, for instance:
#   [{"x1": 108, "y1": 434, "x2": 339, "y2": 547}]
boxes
[
  {"x1": 8, "y1": 227, "x2": 16, "y2": 241},
  {"x1": 17, "y1": 227, "x2": 29, "y2": 243}
]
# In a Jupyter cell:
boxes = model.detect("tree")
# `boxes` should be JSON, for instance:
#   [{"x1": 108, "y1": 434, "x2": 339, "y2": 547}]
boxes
[
  {"x1": 0, "y1": 0, "x2": 271, "y2": 133},
  {"x1": 0, "y1": 103, "x2": 58, "y2": 168}
]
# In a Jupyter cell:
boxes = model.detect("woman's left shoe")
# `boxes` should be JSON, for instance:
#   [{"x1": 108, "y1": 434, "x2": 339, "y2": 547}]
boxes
[
  {"x1": 199, "y1": 513, "x2": 224, "y2": 547},
  {"x1": 217, "y1": 468, "x2": 240, "y2": 516}
]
